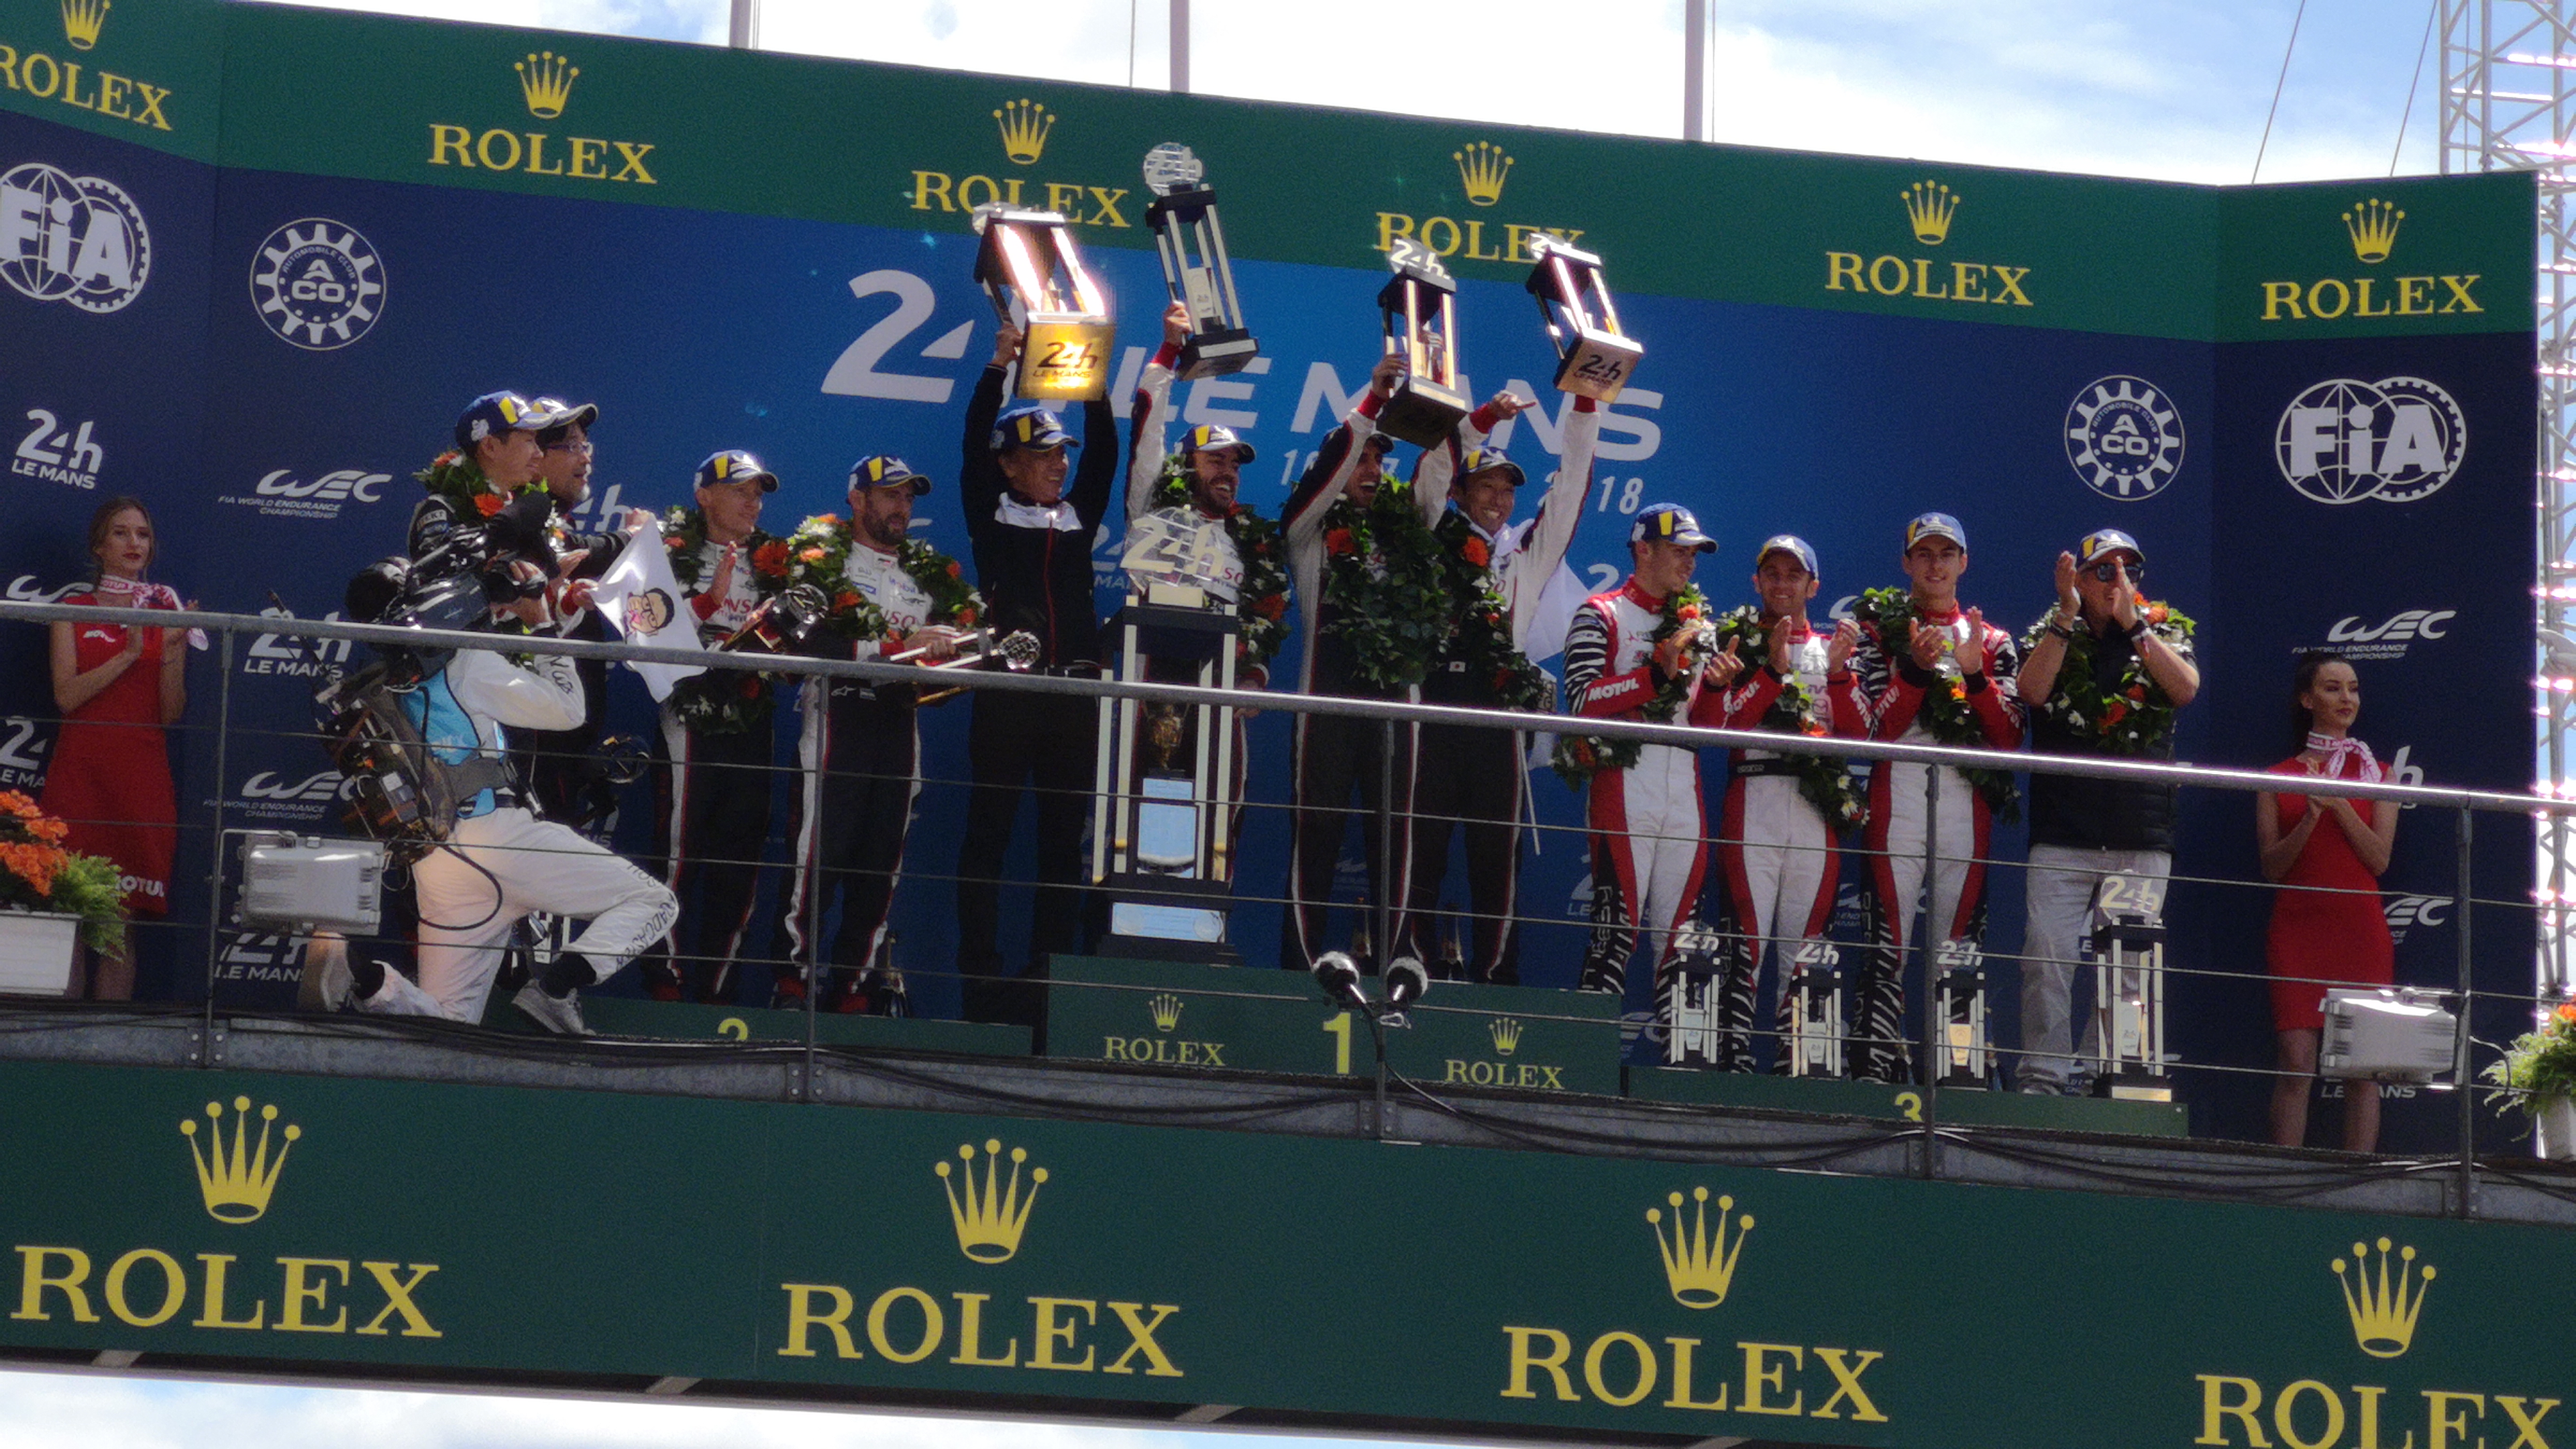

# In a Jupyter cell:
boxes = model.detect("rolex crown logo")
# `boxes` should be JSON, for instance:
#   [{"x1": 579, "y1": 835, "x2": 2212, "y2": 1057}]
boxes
[
  {"x1": 516, "y1": 50, "x2": 579, "y2": 121},
  {"x1": 995, "y1": 99, "x2": 1055, "y2": 166},
  {"x1": 60, "y1": 0, "x2": 108, "y2": 50},
  {"x1": 1646, "y1": 1187, "x2": 1753, "y2": 1309},
  {"x1": 1454, "y1": 142, "x2": 1513, "y2": 207},
  {"x1": 2333, "y1": 1237, "x2": 2434, "y2": 1358},
  {"x1": 936, "y1": 1139, "x2": 1047, "y2": 1264},
  {"x1": 180, "y1": 1096, "x2": 301, "y2": 1225},
  {"x1": 1902, "y1": 180, "x2": 1958, "y2": 246},
  {"x1": 1149, "y1": 993, "x2": 1185, "y2": 1032},
  {"x1": 2343, "y1": 197, "x2": 2405, "y2": 264},
  {"x1": 1489, "y1": 1017, "x2": 1524, "y2": 1055}
]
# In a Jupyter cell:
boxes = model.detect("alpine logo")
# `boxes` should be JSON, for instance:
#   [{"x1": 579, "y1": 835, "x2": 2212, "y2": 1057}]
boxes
[
  {"x1": 2322, "y1": 608, "x2": 2454, "y2": 659},
  {"x1": 219, "y1": 468, "x2": 391, "y2": 521},
  {"x1": 13, "y1": 407, "x2": 101, "y2": 489}
]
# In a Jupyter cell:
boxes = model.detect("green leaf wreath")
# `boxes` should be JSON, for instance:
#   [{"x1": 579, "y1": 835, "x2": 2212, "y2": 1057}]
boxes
[
  {"x1": 2019, "y1": 598, "x2": 2196, "y2": 757},
  {"x1": 783, "y1": 514, "x2": 983, "y2": 644},
  {"x1": 660, "y1": 506, "x2": 793, "y2": 737},
  {"x1": 1706, "y1": 606, "x2": 1868, "y2": 831},
  {"x1": 1149, "y1": 460, "x2": 1291, "y2": 674},
  {"x1": 1550, "y1": 584, "x2": 1709, "y2": 788},
  {"x1": 413, "y1": 451, "x2": 538, "y2": 521},
  {"x1": 1320, "y1": 476, "x2": 1451, "y2": 693},
  {"x1": 1430, "y1": 511, "x2": 1552, "y2": 713},
  {"x1": 1858, "y1": 586, "x2": 2022, "y2": 820}
]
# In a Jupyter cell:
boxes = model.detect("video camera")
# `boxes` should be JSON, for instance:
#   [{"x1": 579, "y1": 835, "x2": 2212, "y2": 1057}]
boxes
[{"x1": 340, "y1": 490, "x2": 562, "y2": 678}]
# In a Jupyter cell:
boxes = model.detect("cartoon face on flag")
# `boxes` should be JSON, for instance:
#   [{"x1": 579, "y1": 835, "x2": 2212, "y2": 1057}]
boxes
[{"x1": 590, "y1": 528, "x2": 706, "y2": 701}]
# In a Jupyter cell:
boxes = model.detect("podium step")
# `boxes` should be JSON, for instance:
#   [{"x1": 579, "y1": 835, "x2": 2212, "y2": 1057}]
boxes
[
  {"x1": 1625, "y1": 1067, "x2": 2189, "y2": 1136},
  {"x1": 576, "y1": 998, "x2": 1032, "y2": 1056}
]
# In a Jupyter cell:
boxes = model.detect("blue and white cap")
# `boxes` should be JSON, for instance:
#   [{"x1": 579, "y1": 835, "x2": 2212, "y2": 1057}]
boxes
[
  {"x1": 1631, "y1": 503, "x2": 1716, "y2": 553},
  {"x1": 993, "y1": 405, "x2": 1077, "y2": 453},
  {"x1": 1181, "y1": 423, "x2": 1254, "y2": 464},
  {"x1": 453, "y1": 390, "x2": 576, "y2": 451},
  {"x1": 694, "y1": 449, "x2": 779, "y2": 494},
  {"x1": 2078, "y1": 527, "x2": 2145, "y2": 567},
  {"x1": 1458, "y1": 444, "x2": 1524, "y2": 488},
  {"x1": 1756, "y1": 533, "x2": 1819, "y2": 578},
  {"x1": 849, "y1": 454, "x2": 931, "y2": 496},
  {"x1": 1903, "y1": 511, "x2": 1968, "y2": 553}
]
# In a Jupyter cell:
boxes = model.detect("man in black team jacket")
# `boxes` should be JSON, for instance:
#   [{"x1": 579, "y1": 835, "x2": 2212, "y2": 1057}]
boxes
[{"x1": 953, "y1": 323, "x2": 1118, "y2": 1023}]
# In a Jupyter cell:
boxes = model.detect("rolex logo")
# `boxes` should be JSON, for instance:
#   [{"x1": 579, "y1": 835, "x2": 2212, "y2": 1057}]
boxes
[
  {"x1": 1646, "y1": 1187, "x2": 1752, "y2": 1309},
  {"x1": 936, "y1": 1139, "x2": 1046, "y2": 1264},
  {"x1": 180, "y1": 1096, "x2": 301, "y2": 1225},
  {"x1": 60, "y1": 0, "x2": 108, "y2": 50},
  {"x1": 994, "y1": 99, "x2": 1055, "y2": 166},
  {"x1": 2343, "y1": 197, "x2": 2405, "y2": 264},
  {"x1": 2333, "y1": 1237, "x2": 2433, "y2": 1358},
  {"x1": 1902, "y1": 180, "x2": 1958, "y2": 246},
  {"x1": 1489, "y1": 1017, "x2": 1523, "y2": 1055},
  {"x1": 1454, "y1": 142, "x2": 1513, "y2": 207},
  {"x1": 1148, "y1": 993, "x2": 1184, "y2": 1032},
  {"x1": 515, "y1": 50, "x2": 579, "y2": 120}
]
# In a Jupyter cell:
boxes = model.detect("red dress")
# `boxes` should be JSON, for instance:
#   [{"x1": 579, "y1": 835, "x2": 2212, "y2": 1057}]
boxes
[
  {"x1": 2265, "y1": 759, "x2": 2394, "y2": 1032},
  {"x1": 37, "y1": 593, "x2": 178, "y2": 918}
]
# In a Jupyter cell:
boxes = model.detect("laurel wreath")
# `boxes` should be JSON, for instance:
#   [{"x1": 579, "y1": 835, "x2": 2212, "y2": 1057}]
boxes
[
  {"x1": 1707, "y1": 606, "x2": 1868, "y2": 831},
  {"x1": 784, "y1": 514, "x2": 982, "y2": 645},
  {"x1": 1320, "y1": 475, "x2": 1451, "y2": 693},
  {"x1": 1149, "y1": 461, "x2": 1291, "y2": 674},
  {"x1": 659, "y1": 506, "x2": 792, "y2": 736},
  {"x1": 414, "y1": 450, "x2": 537, "y2": 521},
  {"x1": 1857, "y1": 586, "x2": 2021, "y2": 820},
  {"x1": 1430, "y1": 511, "x2": 1551, "y2": 712},
  {"x1": 1550, "y1": 584, "x2": 1708, "y2": 788},
  {"x1": 2020, "y1": 598, "x2": 2196, "y2": 756}
]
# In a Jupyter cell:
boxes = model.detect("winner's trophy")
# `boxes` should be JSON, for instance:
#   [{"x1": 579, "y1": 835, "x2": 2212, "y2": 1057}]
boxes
[
  {"x1": 1375, "y1": 237, "x2": 1470, "y2": 447},
  {"x1": 971, "y1": 204, "x2": 1115, "y2": 400},
  {"x1": 1525, "y1": 235, "x2": 1644, "y2": 402},
  {"x1": 1091, "y1": 512, "x2": 1245, "y2": 960},
  {"x1": 2089, "y1": 873, "x2": 2173, "y2": 1101},
  {"x1": 1142, "y1": 143, "x2": 1258, "y2": 380}
]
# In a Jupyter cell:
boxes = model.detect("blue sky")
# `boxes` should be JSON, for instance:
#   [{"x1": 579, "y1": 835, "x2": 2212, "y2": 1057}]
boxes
[{"x1": 14, "y1": 0, "x2": 2457, "y2": 1443}]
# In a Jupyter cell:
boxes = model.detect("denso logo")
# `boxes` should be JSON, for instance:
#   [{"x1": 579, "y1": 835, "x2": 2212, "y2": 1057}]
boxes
[
  {"x1": 253, "y1": 468, "x2": 386, "y2": 503},
  {"x1": 239, "y1": 769, "x2": 350, "y2": 803}
]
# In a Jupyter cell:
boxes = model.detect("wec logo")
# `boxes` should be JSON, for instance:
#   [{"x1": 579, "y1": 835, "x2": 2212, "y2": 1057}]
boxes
[
  {"x1": 2328, "y1": 609, "x2": 2454, "y2": 644},
  {"x1": 239, "y1": 770, "x2": 349, "y2": 804},
  {"x1": 253, "y1": 470, "x2": 386, "y2": 503}
]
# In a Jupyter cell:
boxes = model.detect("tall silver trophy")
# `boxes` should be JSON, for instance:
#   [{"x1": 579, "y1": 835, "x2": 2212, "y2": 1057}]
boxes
[
  {"x1": 1375, "y1": 238, "x2": 1470, "y2": 447},
  {"x1": 1525, "y1": 235, "x2": 1644, "y2": 402},
  {"x1": 1142, "y1": 143, "x2": 1258, "y2": 380}
]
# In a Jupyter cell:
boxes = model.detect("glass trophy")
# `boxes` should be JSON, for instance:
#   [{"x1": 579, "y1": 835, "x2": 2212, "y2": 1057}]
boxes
[
  {"x1": 1142, "y1": 142, "x2": 1258, "y2": 380},
  {"x1": 971, "y1": 203, "x2": 1115, "y2": 400},
  {"x1": 1375, "y1": 237, "x2": 1470, "y2": 448},
  {"x1": 1524, "y1": 235, "x2": 1644, "y2": 403}
]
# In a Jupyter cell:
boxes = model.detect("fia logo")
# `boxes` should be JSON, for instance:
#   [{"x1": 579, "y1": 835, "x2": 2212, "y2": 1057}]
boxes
[
  {"x1": 2275, "y1": 376, "x2": 2465, "y2": 504},
  {"x1": 0, "y1": 160, "x2": 150, "y2": 312},
  {"x1": 248, "y1": 219, "x2": 385, "y2": 350},
  {"x1": 13, "y1": 407, "x2": 102, "y2": 490},
  {"x1": 2064, "y1": 376, "x2": 2184, "y2": 501}
]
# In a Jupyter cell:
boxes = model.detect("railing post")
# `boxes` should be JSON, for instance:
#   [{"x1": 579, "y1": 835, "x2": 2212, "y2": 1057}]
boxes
[
  {"x1": 1375, "y1": 718, "x2": 1396, "y2": 971},
  {"x1": 200, "y1": 628, "x2": 234, "y2": 1042},
  {"x1": 2455, "y1": 804, "x2": 2476, "y2": 1217},
  {"x1": 1919, "y1": 761, "x2": 1940, "y2": 1177}
]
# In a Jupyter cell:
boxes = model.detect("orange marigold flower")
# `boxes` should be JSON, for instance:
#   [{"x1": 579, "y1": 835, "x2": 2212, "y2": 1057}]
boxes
[
  {"x1": 2103, "y1": 701, "x2": 2130, "y2": 727},
  {"x1": 800, "y1": 547, "x2": 828, "y2": 565},
  {"x1": 2554, "y1": 1002, "x2": 2576, "y2": 1024},
  {"x1": 23, "y1": 814, "x2": 66, "y2": 845},
  {"x1": 1325, "y1": 528, "x2": 1355, "y2": 555},
  {"x1": 1462, "y1": 537, "x2": 1491, "y2": 568},
  {"x1": 955, "y1": 608, "x2": 977, "y2": 628},
  {"x1": 2126, "y1": 684, "x2": 2148, "y2": 701},
  {"x1": 0, "y1": 790, "x2": 36, "y2": 818},
  {"x1": 946, "y1": 561, "x2": 963, "y2": 578},
  {"x1": 1255, "y1": 594, "x2": 1287, "y2": 621},
  {"x1": 664, "y1": 534, "x2": 686, "y2": 553},
  {"x1": 834, "y1": 590, "x2": 861, "y2": 613},
  {"x1": 472, "y1": 493, "x2": 506, "y2": 518},
  {"x1": 752, "y1": 541, "x2": 791, "y2": 577},
  {"x1": 0, "y1": 841, "x2": 60, "y2": 898}
]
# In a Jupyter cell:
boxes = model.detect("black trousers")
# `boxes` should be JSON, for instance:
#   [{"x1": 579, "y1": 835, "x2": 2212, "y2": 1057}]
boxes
[
  {"x1": 1281, "y1": 708, "x2": 1416, "y2": 972},
  {"x1": 1403, "y1": 721, "x2": 1526, "y2": 983},
  {"x1": 955, "y1": 687, "x2": 1097, "y2": 1021},
  {"x1": 645, "y1": 717, "x2": 773, "y2": 1004},
  {"x1": 780, "y1": 683, "x2": 918, "y2": 1007}
]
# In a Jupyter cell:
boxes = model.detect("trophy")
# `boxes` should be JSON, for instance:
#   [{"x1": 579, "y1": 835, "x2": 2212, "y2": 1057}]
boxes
[
  {"x1": 971, "y1": 204, "x2": 1115, "y2": 400},
  {"x1": 1375, "y1": 237, "x2": 1470, "y2": 448},
  {"x1": 1525, "y1": 235, "x2": 1644, "y2": 403},
  {"x1": 1142, "y1": 143, "x2": 1258, "y2": 380}
]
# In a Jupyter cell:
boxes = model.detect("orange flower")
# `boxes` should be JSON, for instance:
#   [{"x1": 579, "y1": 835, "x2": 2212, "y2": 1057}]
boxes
[
  {"x1": 664, "y1": 534, "x2": 686, "y2": 553},
  {"x1": 1325, "y1": 527, "x2": 1355, "y2": 555},
  {"x1": 2146, "y1": 602, "x2": 2169, "y2": 625},
  {"x1": 834, "y1": 590, "x2": 861, "y2": 614},
  {"x1": 1255, "y1": 593, "x2": 1287, "y2": 621},
  {"x1": 2103, "y1": 701, "x2": 2130, "y2": 727},
  {"x1": 23, "y1": 814, "x2": 65, "y2": 845},
  {"x1": 800, "y1": 547, "x2": 828, "y2": 565},
  {"x1": 946, "y1": 561, "x2": 963, "y2": 578},
  {"x1": 2554, "y1": 1002, "x2": 2576, "y2": 1024},
  {"x1": 1801, "y1": 720, "x2": 1829, "y2": 737},
  {"x1": 752, "y1": 541, "x2": 791, "y2": 578},
  {"x1": 0, "y1": 791, "x2": 36, "y2": 818},
  {"x1": 2126, "y1": 684, "x2": 2148, "y2": 702},
  {"x1": 955, "y1": 607, "x2": 977, "y2": 628},
  {"x1": 472, "y1": 493, "x2": 506, "y2": 518},
  {"x1": 0, "y1": 841, "x2": 60, "y2": 898},
  {"x1": 1462, "y1": 537, "x2": 1491, "y2": 568}
]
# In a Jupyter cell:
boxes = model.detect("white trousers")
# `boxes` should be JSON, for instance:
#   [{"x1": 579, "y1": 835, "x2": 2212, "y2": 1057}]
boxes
[
  {"x1": 2016, "y1": 842, "x2": 2171, "y2": 1089},
  {"x1": 365, "y1": 806, "x2": 677, "y2": 1023}
]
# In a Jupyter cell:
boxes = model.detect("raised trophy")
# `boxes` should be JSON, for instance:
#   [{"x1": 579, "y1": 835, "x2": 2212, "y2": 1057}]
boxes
[
  {"x1": 971, "y1": 204, "x2": 1115, "y2": 400},
  {"x1": 1142, "y1": 142, "x2": 1258, "y2": 380},
  {"x1": 1375, "y1": 237, "x2": 1470, "y2": 448},
  {"x1": 1524, "y1": 235, "x2": 1644, "y2": 403}
]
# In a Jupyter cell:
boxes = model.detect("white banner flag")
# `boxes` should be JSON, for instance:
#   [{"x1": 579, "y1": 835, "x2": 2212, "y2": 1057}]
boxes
[{"x1": 589, "y1": 531, "x2": 707, "y2": 702}]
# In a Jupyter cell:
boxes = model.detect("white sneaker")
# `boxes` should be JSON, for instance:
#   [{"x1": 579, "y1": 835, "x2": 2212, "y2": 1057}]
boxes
[
  {"x1": 513, "y1": 982, "x2": 591, "y2": 1037},
  {"x1": 299, "y1": 934, "x2": 354, "y2": 1012}
]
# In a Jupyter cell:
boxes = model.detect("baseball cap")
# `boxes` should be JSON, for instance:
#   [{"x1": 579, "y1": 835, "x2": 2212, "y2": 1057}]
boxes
[
  {"x1": 1756, "y1": 533, "x2": 1819, "y2": 578},
  {"x1": 453, "y1": 390, "x2": 547, "y2": 450},
  {"x1": 529, "y1": 396, "x2": 600, "y2": 438},
  {"x1": 1182, "y1": 423, "x2": 1255, "y2": 464},
  {"x1": 1631, "y1": 503, "x2": 1716, "y2": 553},
  {"x1": 694, "y1": 449, "x2": 780, "y2": 494},
  {"x1": 2078, "y1": 527, "x2": 2145, "y2": 567},
  {"x1": 992, "y1": 406, "x2": 1077, "y2": 452},
  {"x1": 1458, "y1": 445, "x2": 1524, "y2": 488},
  {"x1": 849, "y1": 454, "x2": 932, "y2": 496},
  {"x1": 1903, "y1": 511, "x2": 1968, "y2": 553}
]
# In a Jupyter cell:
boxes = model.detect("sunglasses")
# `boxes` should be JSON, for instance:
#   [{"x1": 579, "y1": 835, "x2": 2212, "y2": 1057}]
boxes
[
  {"x1": 543, "y1": 438, "x2": 594, "y2": 454},
  {"x1": 2084, "y1": 559, "x2": 2141, "y2": 584}
]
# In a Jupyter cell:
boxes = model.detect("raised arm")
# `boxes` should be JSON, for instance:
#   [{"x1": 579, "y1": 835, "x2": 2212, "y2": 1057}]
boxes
[
  {"x1": 1126, "y1": 305, "x2": 1186, "y2": 525},
  {"x1": 1503, "y1": 396, "x2": 1599, "y2": 631},
  {"x1": 1071, "y1": 386, "x2": 1120, "y2": 532},
  {"x1": 959, "y1": 327, "x2": 1018, "y2": 547}
]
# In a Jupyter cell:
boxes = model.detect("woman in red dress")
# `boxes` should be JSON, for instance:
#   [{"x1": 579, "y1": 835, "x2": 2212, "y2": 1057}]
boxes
[
  {"x1": 39, "y1": 496, "x2": 192, "y2": 1000},
  {"x1": 2256, "y1": 650, "x2": 2398, "y2": 1152}
]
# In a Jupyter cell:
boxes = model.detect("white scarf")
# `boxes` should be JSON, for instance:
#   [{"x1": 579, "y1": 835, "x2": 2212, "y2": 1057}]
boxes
[
  {"x1": 91, "y1": 574, "x2": 207, "y2": 649},
  {"x1": 2305, "y1": 731, "x2": 2381, "y2": 783}
]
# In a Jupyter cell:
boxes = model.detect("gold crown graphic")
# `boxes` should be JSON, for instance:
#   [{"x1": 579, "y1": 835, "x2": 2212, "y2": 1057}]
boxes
[
  {"x1": 1455, "y1": 142, "x2": 1513, "y2": 207},
  {"x1": 1646, "y1": 1187, "x2": 1753, "y2": 1309},
  {"x1": 1489, "y1": 1017, "x2": 1523, "y2": 1055},
  {"x1": 60, "y1": 0, "x2": 107, "y2": 50},
  {"x1": 995, "y1": 99, "x2": 1055, "y2": 166},
  {"x1": 1902, "y1": 180, "x2": 1958, "y2": 246},
  {"x1": 1149, "y1": 993, "x2": 1184, "y2": 1032},
  {"x1": 2344, "y1": 198, "x2": 2405, "y2": 264},
  {"x1": 2333, "y1": 1238, "x2": 2434, "y2": 1358},
  {"x1": 179, "y1": 1097, "x2": 301, "y2": 1225},
  {"x1": 936, "y1": 1139, "x2": 1047, "y2": 1264},
  {"x1": 516, "y1": 51, "x2": 579, "y2": 120}
]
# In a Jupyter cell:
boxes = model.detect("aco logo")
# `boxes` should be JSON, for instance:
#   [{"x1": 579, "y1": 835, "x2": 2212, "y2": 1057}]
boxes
[
  {"x1": 1825, "y1": 178, "x2": 2033, "y2": 309},
  {"x1": 908, "y1": 98, "x2": 1133, "y2": 229},
  {"x1": 2275, "y1": 376, "x2": 2465, "y2": 505},
  {"x1": 0, "y1": 160, "x2": 149, "y2": 313},
  {"x1": 2065, "y1": 375, "x2": 2185, "y2": 502},
  {"x1": 426, "y1": 52, "x2": 657, "y2": 186},
  {"x1": 1374, "y1": 140, "x2": 1587, "y2": 268},
  {"x1": 2259, "y1": 198, "x2": 2482, "y2": 322},
  {"x1": 249, "y1": 219, "x2": 386, "y2": 351}
]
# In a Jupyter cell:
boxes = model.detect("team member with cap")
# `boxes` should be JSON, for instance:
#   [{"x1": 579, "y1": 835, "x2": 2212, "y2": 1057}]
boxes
[
  {"x1": 953, "y1": 324, "x2": 1118, "y2": 1023},
  {"x1": 2013, "y1": 527, "x2": 2198, "y2": 1093},
  {"x1": 1562, "y1": 503, "x2": 1741, "y2": 1008},
  {"x1": 1705, "y1": 535, "x2": 1866, "y2": 1069},
  {"x1": 1846, "y1": 512, "x2": 2027, "y2": 1083},
  {"x1": 646, "y1": 449, "x2": 788, "y2": 1005},
  {"x1": 515, "y1": 396, "x2": 652, "y2": 832},
  {"x1": 1401, "y1": 384, "x2": 1593, "y2": 983},
  {"x1": 410, "y1": 390, "x2": 575, "y2": 559},
  {"x1": 778, "y1": 455, "x2": 977, "y2": 1014}
]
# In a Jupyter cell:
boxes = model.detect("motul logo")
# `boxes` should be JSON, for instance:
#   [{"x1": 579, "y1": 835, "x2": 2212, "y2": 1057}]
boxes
[
  {"x1": 239, "y1": 769, "x2": 350, "y2": 802},
  {"x1": 2326, "y1": 608, "x2": 2454, "y2": 643},
  {"x1": 252, "y1": 469, "x2": 387, "y2": 502}
]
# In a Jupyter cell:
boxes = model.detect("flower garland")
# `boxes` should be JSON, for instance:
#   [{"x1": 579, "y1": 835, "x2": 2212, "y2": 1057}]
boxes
[
  {"x1": 2020, "y1": 598, "x2": 2196, "y2": 757},
  {"x1": 661, "y1": 506, "x2": 790, "y2": 594},
  {"x1": 1431, "y1": 511, "x2": 1551, "y2": 712},
  {"x1": 1320, "y1": 475, "x2": 1451, "y2": 692},
  {"x1": 1705, "y1": 607, "x2": 1868, "y2": 831},
  {"x1": 413, "y1": 450, "x2": 537, "y2": 521},
  {"x1": 1150, "y1": 461, "x2": 1291, "y2": 673},
  {"x1": 1858, "y1": 587, "x2": 2021, "y2": 819},
  {"x1": 661, "y1": 507, "x2": 795, "y2": 736},
  {"x1": 783, "y1": 515, "x2": 983, "y2": 644},
  {"x1": 1550, "y1": 584, "x2": 1709, "y2": 787},
  {"x1": 0, "y1": 790, "x2": 126, "y2": 953}
]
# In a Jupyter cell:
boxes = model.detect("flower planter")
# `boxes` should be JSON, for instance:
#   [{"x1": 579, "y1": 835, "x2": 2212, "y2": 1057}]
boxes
[
  {"x1": 0, "y1": 911, "x2": 78, "y2": 997},
  {"x1": 2535, "y1": 1097, "x2": 2576, "y2": 1162}
]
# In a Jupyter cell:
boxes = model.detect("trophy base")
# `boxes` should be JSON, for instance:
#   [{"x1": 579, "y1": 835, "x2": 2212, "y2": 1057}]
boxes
[
  {"x1": 1177, "y1": 329, "x2": 1260, "y2": 381},
  {"x1": 2094, "y1": 1070, "x2": 2177, "y2": 1104},
  {"x1": 1018, "y1": 315, "x2": 1116, "y2": 400},
  {"x1": 1377, "y1": 376, "x2": 1470, "y2": 449},
  {"x1": 1552, "y1": 328, "x2": 1645, "y2": 403}
]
